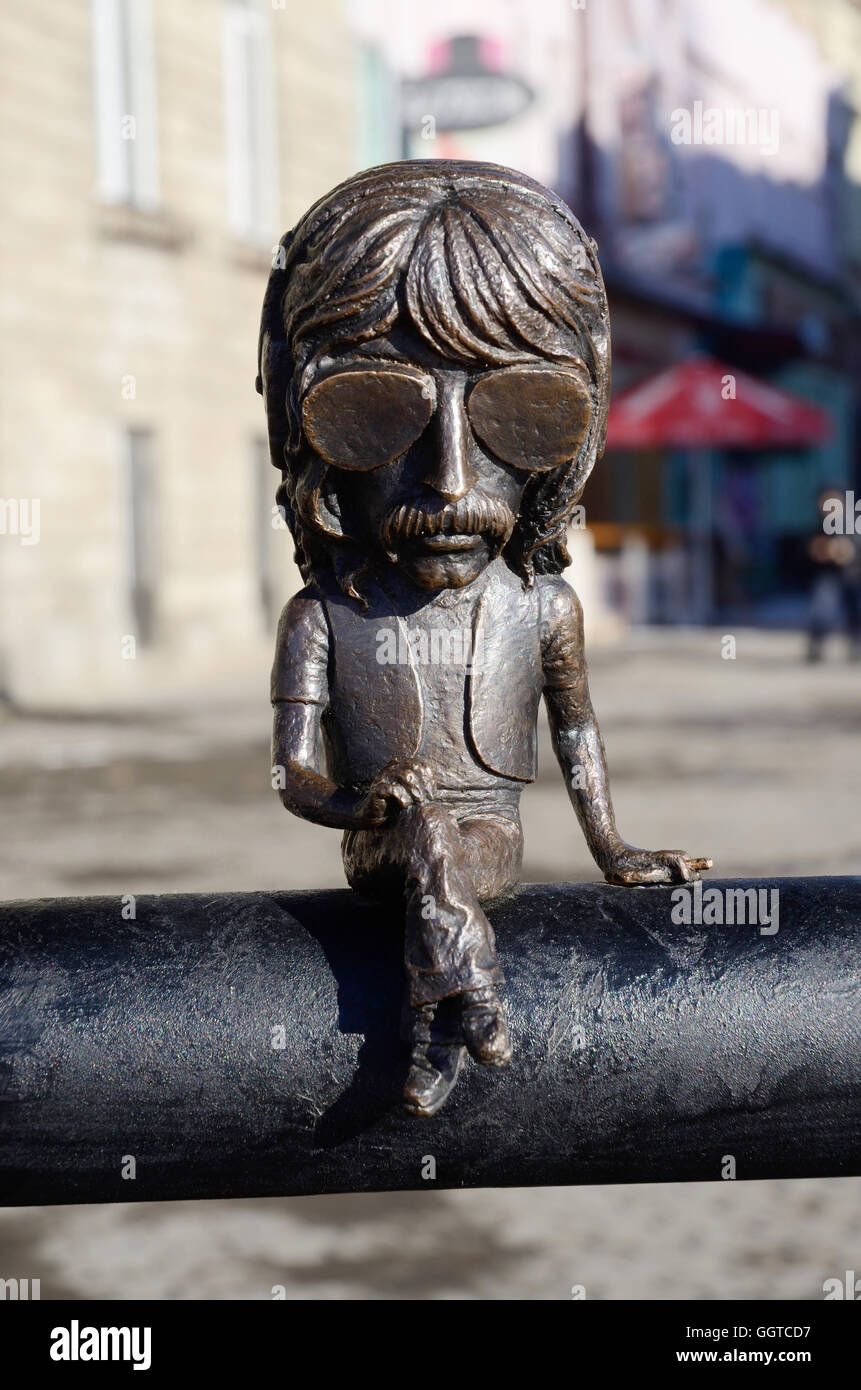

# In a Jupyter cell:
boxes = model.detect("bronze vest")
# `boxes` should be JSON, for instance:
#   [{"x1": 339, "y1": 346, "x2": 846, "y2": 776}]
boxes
[{"x1": 318, "y1": 563, "x2": 542, "y2": 788}]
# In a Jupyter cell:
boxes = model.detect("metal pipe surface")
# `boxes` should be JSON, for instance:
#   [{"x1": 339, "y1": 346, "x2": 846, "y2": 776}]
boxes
[{"x1": 0, "y1": 878, "x2": 858, "y2": 1205}]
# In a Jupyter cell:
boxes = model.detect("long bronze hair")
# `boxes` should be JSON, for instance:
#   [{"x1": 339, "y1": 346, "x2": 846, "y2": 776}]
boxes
[{"x1": 258, "y1": 160, "x2": 610, "y2": 599}]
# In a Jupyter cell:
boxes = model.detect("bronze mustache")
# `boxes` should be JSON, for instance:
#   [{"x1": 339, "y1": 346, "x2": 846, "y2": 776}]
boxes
[{"x1": 380, "y1": 493, "x2": 516, "y2": 550}]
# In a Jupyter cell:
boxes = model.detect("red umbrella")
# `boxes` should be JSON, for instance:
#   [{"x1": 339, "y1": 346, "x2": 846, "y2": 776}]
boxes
[{"x1": 606, "y1": 357, "x2": 831, "y2": 449}]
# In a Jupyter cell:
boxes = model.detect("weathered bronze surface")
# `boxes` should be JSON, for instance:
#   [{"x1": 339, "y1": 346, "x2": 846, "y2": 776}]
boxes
[{"x1": 258, "y1": 160, "x2": 711, "y2": 1117}]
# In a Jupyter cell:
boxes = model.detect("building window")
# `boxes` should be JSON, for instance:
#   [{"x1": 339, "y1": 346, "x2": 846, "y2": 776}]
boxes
[
  {"x1": 223, "y1": 0, "x2": 279, "y2": 245},
  {"x1": 91, "y1": 0, "x2": 160, "y2": 210},
  {"x1": 124, "y1": 428, "x2": 158, "y2": 645}
]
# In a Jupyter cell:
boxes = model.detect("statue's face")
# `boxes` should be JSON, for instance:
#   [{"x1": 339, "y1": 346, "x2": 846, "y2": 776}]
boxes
[{"x1": 300, "y1": 325, "x2": 593, "y2": 591}]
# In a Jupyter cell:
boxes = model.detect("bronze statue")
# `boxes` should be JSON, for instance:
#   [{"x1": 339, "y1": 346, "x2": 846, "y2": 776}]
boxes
[{"x1": 258, "y1": 160, "x2": 711, "y2": 1117}]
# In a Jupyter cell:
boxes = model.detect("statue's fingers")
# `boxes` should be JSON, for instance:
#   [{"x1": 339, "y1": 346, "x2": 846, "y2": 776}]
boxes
[
  {"x1": 658, "y1": 851, "x2": 692, "y2": 883},
  {"x1": 397, "y1": 770, "x2": 428, "y2": 802},
  {"x1": 687, "y1": 857, "x2": 713, "y2": 872},
  {"x1": 365, "y1": 794, "x2": 390, "y2": 826},
  {"x1": 410, "y1": 761, "x2": 437, "y2": 799},
  {"x1": 643, "y1": 865, "x2": 676, "y2": 884},
  {"x1": 611, "y1": 865, "x2": 667, "y2": 886},
  {"x1": 381, "y1": 763, "x2": 428, "y2": 803},
  {"x1": 376, "y1": 779, "x2": 412, "y2": 810},
  {"x1": 393, "y1": 760, "x2": 434, "y2": 799}
]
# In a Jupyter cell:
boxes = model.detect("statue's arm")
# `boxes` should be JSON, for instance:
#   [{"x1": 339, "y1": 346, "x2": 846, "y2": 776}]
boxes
[
  {"x1": 539, "y1": 575, "x2": 625, "y2": 875},
  {"x1": 539, "y1": 575, "x2": 711, "y2": 885},
  {"x1": 270, "y1": 590, "x2": 366, "y2": 830}
]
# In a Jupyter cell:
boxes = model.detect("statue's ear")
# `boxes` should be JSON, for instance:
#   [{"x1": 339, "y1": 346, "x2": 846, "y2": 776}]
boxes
[{"x1": 257, "y1": 230, "x2": 296, "y2": 473}]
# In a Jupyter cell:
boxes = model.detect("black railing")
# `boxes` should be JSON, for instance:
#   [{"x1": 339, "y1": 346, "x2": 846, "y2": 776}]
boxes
[{"x1": 0, "y1": 877, "x2": 859, "y2": 1205}]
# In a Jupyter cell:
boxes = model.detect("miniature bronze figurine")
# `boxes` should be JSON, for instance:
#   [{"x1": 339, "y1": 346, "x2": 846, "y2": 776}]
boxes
[{"x1": 258, "y1": 160, "x2": 711, "y2": 1117}]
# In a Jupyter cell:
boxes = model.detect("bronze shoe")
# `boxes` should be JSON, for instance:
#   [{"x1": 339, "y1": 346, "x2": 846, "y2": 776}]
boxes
[
  {"x1": 403, "y1": 1042, "x2": 466, "y2": 1117},
  {"x1": 460, "y1": 987, "x2": 512, "y2": 1067}
]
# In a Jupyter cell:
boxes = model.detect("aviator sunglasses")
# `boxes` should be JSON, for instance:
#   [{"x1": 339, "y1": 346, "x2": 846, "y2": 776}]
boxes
[{"x1": 301, "y1": 362, "x2": 591, "y2": 474}]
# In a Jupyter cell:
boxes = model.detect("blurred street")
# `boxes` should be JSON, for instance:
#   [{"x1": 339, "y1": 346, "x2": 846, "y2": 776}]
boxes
[
  {"x1": 1, "y1": 626, "x2": 858, "y2": 901},
  {"x1": 1, "y1": 627, "x2": 858, "y2": 1299}
]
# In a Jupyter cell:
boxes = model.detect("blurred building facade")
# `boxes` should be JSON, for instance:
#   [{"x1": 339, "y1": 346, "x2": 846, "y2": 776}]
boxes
[
  {"x1": 353, "y1": 0, "x2": 861, "y2": 627},
  {"x1": 0, "y1": 0, "x2": 359, "y2": 709}
]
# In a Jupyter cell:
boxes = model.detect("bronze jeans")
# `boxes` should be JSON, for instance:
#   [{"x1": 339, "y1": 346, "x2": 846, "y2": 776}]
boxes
[{"x1": 342, "y1": 802, "x2": 523, "y2": 1006}]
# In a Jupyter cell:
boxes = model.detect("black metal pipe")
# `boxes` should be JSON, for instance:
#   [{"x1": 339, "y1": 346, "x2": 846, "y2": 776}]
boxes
[{"x1": 0, "y1": 878, "x2": 859, "y2": 1206}]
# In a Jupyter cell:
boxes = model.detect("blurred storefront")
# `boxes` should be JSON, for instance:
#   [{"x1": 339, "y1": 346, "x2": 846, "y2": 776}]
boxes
[{"x1": 353, "y1": 0, "x2": 861, "y2": 627}]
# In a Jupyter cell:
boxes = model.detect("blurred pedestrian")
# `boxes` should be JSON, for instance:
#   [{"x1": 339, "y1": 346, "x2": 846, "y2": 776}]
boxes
[{"x1": 807, "y1": 487, "x2": 861, "y2": 662}]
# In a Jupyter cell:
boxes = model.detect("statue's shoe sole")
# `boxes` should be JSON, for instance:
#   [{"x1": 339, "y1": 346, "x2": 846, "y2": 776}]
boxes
[{"x1": 403, "y1": 1044, "x2": 465, "y2": 1117}]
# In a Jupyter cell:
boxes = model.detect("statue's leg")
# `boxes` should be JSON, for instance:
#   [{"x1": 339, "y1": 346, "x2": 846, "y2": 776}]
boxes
[
  {"x1": 344, "y1": 804, "x2": 517, "y2": 1001},
  {"x1": 455, "y1": 810, "x2": 524, "y2": 902},
  {"x1": 400, "y1": 804, "x2": 506, "y2": 1004},
  {"x1": 343, "y1": 807, "x2": 521, "y2": 1116}
]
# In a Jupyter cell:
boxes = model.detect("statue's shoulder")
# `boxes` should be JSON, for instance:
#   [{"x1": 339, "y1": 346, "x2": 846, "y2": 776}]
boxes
[
  {"x1": 484, "y1": 560, "x2": 541, "y2": 613},
  {"x1": 271, "y1": 583, "x2": 330, "y2": 702},
  {"x1": 534, "y1": 573, "x2": 583, "y2": 641},
  {"x1": 535, "y1": 571, "x2": 581, "y2": 614},
  {"x1": 274, "y1": 583, "x2": 329, "y2": 649},
  {"x1": 485, "y1": 563, "x2": 579, "y2": 631}
]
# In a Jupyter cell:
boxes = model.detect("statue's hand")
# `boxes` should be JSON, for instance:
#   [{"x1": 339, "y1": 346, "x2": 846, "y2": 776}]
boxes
[
  {"x1": 600, "y1": 843, "x2": 712, "y2": 886},
  {"x1": 356, "y1": 759, "x2": 437, "y2": 828}
]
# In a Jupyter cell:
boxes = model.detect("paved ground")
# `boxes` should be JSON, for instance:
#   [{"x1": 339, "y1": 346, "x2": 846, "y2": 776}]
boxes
[{"x1": 1, "y1": 626, "x2": 859, "y2": 1298}]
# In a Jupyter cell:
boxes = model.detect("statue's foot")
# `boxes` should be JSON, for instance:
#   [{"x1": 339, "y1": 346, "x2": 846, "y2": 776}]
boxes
[
  {"x1": 460, "y1": 986, "x2": 512, "y2": 1067},
  {"x1": 403, "y1": 1043, "x2": 466, "y2": 1117}
]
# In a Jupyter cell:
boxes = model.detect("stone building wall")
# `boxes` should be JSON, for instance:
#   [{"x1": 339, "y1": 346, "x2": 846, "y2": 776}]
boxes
[{"x1": 0, "y1": 0, "x2": 360, "y2": 709}]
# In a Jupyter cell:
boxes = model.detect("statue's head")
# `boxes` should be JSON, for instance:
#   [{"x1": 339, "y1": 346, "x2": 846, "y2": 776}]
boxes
[{"x1": 258, "y1": 160, "x2": 610, "y2": 600}]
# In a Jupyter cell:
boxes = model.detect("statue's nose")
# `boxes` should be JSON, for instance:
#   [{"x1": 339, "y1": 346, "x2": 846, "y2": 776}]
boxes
[{"x1": 424, "y1": 379, "x2": 478, "y2": 502}]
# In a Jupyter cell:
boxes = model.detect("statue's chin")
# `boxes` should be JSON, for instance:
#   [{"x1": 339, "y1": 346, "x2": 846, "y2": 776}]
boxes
[{"x1": 391, "y1": 535, "x2": 494, "y2": 591}]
